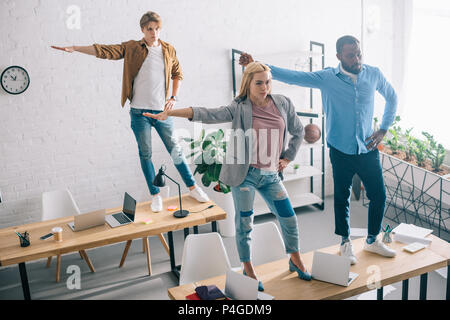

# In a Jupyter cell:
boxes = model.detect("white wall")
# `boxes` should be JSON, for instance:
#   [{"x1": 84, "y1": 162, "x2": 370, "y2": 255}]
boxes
[{"x1": 0, "y1": 0, "x2": 402, "y2": 227}]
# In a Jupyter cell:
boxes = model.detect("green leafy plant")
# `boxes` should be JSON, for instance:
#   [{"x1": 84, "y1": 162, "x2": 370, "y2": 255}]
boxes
[
  {"x1": 422, "y1": 132, "x2": 446, "y2": 172},
  {"x1": 384, "y1": 116, "x2": 404, "y2": 154},
  {"x1": 293, "y1": 164, "x2": 300, "y2": 170},
  {"x1": 184, "y1": 128, "x2": 231, "y2": 193},
  {"x1": 403, "y1": 128, "x2": 415, "y2": 161},
  {"x1": 412, "y1": 137, "x2": 428, "y2": 167}
]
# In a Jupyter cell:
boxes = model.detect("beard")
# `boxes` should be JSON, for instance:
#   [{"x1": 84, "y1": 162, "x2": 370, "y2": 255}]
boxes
[{"x1": 341, "y1": 62, "x2": 362, "y2": 75}]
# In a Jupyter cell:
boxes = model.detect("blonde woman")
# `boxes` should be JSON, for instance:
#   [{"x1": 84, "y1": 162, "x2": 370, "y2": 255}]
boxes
[{"x1": 144, "y1": 62, "x2": 312, "y2": 290}]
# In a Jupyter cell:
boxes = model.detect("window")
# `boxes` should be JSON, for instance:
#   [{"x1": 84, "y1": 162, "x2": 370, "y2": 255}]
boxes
[{"x1": 402, "y1": 0, "x2": 450, "y2": 148}]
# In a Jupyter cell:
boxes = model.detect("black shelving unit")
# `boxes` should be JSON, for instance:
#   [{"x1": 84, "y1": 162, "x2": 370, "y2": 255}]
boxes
[{"x1": 231, "y1": 42, "x2": 325, "y2": 213}]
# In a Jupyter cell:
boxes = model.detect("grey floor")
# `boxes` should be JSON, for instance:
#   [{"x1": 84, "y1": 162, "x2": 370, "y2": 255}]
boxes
[{"x1": 0, "y1": 196, "x2": 447, "y2": 300}]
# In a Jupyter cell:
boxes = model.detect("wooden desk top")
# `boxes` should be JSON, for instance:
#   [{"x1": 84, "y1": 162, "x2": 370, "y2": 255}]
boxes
[
  {"x1": 168, "y1": 237, "x2": 448, "y2": 300},
  {"x1": 0, "y1": 195, "x2": 226, "y2": 267}
]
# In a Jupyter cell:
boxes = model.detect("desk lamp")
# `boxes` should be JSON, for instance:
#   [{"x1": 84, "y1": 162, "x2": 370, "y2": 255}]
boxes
[{"x1": 153, "y1": 165, "x2": 189, "y2": 218}]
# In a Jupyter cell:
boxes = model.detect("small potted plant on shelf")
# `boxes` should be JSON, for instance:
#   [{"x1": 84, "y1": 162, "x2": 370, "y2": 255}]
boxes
[{"x1": 293, "y1": 163, "x2": 300, "y2": 174}]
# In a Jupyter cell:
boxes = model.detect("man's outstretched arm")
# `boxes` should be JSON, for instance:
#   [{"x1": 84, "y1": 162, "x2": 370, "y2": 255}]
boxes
[{"x1": 239, "y1": 52, "x2": 324, "y2": 89}]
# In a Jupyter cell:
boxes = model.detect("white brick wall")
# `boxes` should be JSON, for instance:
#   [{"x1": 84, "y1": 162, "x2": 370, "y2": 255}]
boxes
[{"x1": 0, "y1": 0, "x2": 400, "y2": 227}]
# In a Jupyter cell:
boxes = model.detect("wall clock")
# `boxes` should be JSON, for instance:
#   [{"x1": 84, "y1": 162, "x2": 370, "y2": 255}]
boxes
[{"x1": 1, "y1": 66, "x2": 30, "y2": 95}]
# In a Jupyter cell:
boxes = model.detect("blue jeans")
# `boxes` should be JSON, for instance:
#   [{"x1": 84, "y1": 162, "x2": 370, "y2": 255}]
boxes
[
  {"x1": 329, "y1": 146, "x2": 386, "y2": 238},
  {"x1": 130, "y1": 108, "x2": 196, "y2": 195},
  {"x1": 232, "y1": 167, "x2": 300, "y2": 263}
]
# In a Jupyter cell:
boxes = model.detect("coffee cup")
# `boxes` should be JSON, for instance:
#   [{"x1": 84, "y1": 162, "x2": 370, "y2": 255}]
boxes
[{"x1": 52, "y1": 227, "x2": 63, "y2": 242}]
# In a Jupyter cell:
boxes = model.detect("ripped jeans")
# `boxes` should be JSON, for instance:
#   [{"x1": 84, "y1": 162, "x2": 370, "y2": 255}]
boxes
[{"x1": 232, "y1": 166, "x2": 300, "y2": 263}]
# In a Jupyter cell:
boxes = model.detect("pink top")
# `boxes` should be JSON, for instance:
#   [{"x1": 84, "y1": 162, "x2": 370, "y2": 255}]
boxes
[{"x1": 250, "y1": 97, "x2": 285, "y2": 171}]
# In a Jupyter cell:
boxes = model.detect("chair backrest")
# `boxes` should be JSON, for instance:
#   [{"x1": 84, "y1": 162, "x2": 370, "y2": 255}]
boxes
[
  {"x1": 42, "y1": 189, "x2": 81, "y2": 221},
  {"x1": 251, "y1": 221, "x2": 288, "y2": 266},
  {"x1": 179, "y1": 232, "x2": 232, "y2": 285}
]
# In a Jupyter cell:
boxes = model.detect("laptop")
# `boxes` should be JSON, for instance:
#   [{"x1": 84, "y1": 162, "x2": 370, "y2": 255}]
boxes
[
  {"x1": 224, "y1": 270, "x2": 274, "y2": 300},
  {"x1": 105, "y1": 192, "x2": 137, "y2": 228},
  {"x1": 311, "y1": 251, "x2": 359, "y2": 287},
  {"x1": 67, "y1": 209, "x2": 106, "y2": 232}
]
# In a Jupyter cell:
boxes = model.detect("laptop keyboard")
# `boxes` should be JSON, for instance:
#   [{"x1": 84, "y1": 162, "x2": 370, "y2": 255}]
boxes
[{"x1": 113, "y1": 213, "x2": 130, "y2": 224}]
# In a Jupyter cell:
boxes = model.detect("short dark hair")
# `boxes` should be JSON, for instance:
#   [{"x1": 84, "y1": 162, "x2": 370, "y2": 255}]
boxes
[{"x1": 336, "y1": 35, "x2": 360, "y2": 54}]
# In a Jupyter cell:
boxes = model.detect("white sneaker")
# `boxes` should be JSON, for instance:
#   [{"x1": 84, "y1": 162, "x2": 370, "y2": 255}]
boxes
[
  {"x1": 151, "y1": 194, "x2": 163, "y2": 212},
  {"x1": 364, "y1": 239, "x2": 396, "y2": 258},
  {"x1": 189, "y1": 186, "x2": 209, "y2": 202},
  {"x1": 340, "y1": 240, "x2": 357, "y2": 265}
]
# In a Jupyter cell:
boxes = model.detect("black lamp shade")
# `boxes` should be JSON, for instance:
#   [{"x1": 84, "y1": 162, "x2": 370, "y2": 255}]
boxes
[{"x1": 153, "y1": 167, "x2": 166, "y2": 187}]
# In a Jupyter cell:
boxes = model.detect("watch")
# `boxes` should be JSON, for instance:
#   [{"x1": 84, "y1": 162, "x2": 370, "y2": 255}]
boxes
[
  {"x1": 1, "y1": 66, "x2": 30, "y2": 95},
  {"x1": 170, "y1": 95, "x2": 177, "y2": 101}
]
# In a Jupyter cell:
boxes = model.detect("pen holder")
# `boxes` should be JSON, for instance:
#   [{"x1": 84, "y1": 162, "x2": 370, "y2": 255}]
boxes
[
  {"x1": 382, "y1": 230, "x2": 392, "y2": 244},
  {"x1": 18, "y1": 232, "x2": 30, "y2": 247}
]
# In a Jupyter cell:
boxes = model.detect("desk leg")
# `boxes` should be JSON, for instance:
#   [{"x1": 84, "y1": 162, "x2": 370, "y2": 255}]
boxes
[
  {"x1": 184, "y1": 228, "x2": 189, "y2": 239},
  {"x1": 168, "y1": 231, "x2": 180, "y2": 279},
  {"x1": 18, "y1": 262, "x2": 31, "y2": 300},
  {"x1": 212, "y1": 221, "x2": 217, "y2": 232},
  {"x1": 193, "y1": 226, "x2": 199, "y2": 234},
  {"x1": 420, "y1": 273, "x2": 428, "y2": 300},
  {"x1": 377, "y1": 287, "x2": 383, "y2": 300},
  {"x1": 447, "y1": 266, "x2": 449, "y2": 301},
  {"x1": 402, "y1": 279, "x2": 409, "y2": 300}
]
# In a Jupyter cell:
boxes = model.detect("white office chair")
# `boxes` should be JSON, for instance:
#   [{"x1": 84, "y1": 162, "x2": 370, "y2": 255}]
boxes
[
  {"x1": 179, "y1": 232, "x2": 232, "y2": 285},
  {"x1": 42, "y1": 189, "x2": 95, "y2": 282},
  {"x1": 251, "y1": 221, "x2": 288, "y2": 266}
]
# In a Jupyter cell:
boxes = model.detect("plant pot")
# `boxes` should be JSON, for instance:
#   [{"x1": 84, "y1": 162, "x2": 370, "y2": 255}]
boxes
[{"x1": 207, "y1": 188, "x2": 235, "y2": 237}]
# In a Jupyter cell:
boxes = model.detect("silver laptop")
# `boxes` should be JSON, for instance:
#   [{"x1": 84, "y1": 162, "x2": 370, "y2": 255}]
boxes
[
  {"x1": 105, "y1": 192, "x2": 137, "y2": 228},
  {"x1": 224, "y1": 270, "x2": 274, "y2": 300},
  {"x1": 67, "y1": 209, "x2": 105, "y2": 232},
  {"x1": 311, "y1": 251, "x2": 359, "y2": 287}
]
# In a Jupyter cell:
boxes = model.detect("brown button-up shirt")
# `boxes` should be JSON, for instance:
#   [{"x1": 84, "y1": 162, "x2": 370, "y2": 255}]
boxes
[{"x1": 93, "y1": 39, "x2": 183, "y2": 107}]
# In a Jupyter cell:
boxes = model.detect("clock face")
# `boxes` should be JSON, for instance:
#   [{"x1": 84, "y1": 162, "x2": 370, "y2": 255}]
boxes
[{"x1": 1, "y1": 66, "x2": 30, "y2": 95}]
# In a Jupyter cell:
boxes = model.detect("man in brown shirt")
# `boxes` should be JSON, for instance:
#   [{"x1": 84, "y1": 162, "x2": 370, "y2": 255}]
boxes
[{"x1": 51, "y1": 11, "x2": 209, "y2": 212}]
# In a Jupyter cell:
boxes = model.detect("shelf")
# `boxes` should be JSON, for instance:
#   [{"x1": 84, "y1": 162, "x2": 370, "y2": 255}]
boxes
[
  {"x1": 254, "y1": 193, "x2": 323, "y2": 216},
  {"x1": 282, "y1": 165, "x2": 323, "y2": 182},
  {"x1": 297, "y1": 110, "x2": 321, "y2": 118}
]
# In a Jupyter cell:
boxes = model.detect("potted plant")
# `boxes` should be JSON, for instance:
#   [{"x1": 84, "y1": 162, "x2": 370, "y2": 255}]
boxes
[
  {"x1": 412, "y1": 137, "x2": 427, "y2": 167},
  {"x1": 184, "y1": 128, "x2": 235, "y2": 237},
  {"x1": 293, "y1": 163, "x2": 300, "y2": 174},
  {"x1": 403, "y1": 128, "x2": 415, "y2": 162},
  {"x1": 423, "y1": 132, "x2": 446, "y2": 173},
  {"x1": 369, "y1": 116, "x2": 450, "y2": 240},
  {"x1": 384, "y1": 116, "x2": 404, "y2": 154}
]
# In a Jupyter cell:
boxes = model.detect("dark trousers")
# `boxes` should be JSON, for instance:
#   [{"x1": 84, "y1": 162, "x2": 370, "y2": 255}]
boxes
[{"x1": 329, "y1": 146, "x2": 386, "y2": 238}]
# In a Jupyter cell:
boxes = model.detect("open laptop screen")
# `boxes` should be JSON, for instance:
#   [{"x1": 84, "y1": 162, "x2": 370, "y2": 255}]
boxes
[{"x1": 123, "y1": 192, "x2": 136, "y2": 221}]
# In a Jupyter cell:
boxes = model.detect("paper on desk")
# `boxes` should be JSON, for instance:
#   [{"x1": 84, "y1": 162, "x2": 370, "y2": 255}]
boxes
[
  {"x1": 393, "y1": 233, "x2": 432, "y2": 245},
  {"x1": 392, "y1": 223, "x2": 433, "y2": 238}
]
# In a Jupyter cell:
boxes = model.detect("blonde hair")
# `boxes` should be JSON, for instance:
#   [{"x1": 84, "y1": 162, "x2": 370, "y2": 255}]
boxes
[
  {"x1": 236, "y1": 62, "x2": 271, "y2": 100},
  {"x1": 140, "y1": 11, "x2": 162, "y2": 29}
]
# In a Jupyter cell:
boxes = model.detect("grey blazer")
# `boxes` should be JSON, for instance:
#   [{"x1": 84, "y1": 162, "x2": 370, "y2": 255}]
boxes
[{"x1": 191, "y1": 94, "x2": 305, "y2": 187}]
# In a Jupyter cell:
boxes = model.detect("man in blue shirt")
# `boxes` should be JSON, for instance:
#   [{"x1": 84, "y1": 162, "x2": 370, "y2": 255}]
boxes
[{"x1": 240, "y1": 35, "x2": 397, "y2": 263}]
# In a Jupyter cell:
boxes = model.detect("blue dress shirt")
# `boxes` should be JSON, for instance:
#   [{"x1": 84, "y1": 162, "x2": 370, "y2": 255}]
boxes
[{"x1": 268, "y1": 64, "x2": 397, "y2": 155}]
